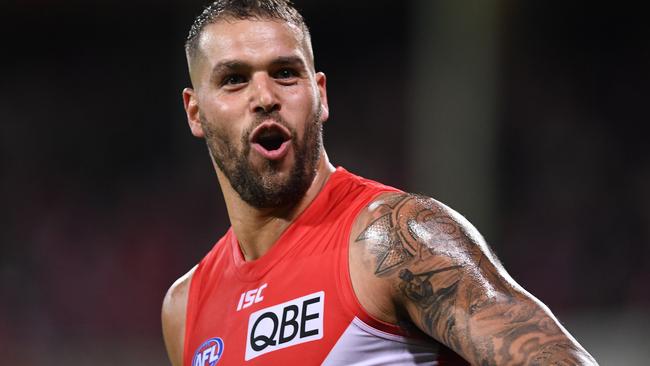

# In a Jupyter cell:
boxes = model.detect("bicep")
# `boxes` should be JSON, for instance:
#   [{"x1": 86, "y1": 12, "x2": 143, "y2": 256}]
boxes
[
  {"x1": 355, "y1": 193, "x2": 595, "y2": 365},
  {"x1": 400, "y1": 253, "x2": 576, "y2": 364}
]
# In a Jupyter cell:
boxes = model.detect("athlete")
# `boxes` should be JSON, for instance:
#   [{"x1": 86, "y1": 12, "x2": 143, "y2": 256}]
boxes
[{"x1": 162, "y1": 1, "x2": 598, "y2": 365}]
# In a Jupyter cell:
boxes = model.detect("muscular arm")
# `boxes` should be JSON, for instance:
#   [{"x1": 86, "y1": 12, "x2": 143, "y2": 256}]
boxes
[
  {"x1": 161, "y1": 267, "x2": 195, "y2": 366},
  {"x1": 353, "y1": 193, "x2": 597, "y2": 365}
]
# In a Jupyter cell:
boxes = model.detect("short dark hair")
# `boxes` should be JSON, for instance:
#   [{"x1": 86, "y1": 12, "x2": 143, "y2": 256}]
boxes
[{"x1": 185, "y1": 0, "x2": 312, "y2": 63}]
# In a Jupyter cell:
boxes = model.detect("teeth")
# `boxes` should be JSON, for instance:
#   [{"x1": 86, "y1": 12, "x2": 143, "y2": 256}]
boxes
[{"x1": 258, "y1": 129, "x2": 279, "y2": 139}]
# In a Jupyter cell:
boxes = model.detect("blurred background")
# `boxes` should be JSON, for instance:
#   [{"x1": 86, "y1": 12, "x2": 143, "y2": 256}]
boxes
[{"x1": 1, "y1": 0, "x2": 648, "y2": 364}]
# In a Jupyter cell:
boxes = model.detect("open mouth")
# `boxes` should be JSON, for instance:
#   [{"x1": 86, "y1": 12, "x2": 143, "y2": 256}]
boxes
[
  {"x1": 250, "y1": 122, "x2": 292, "y2": 159},
  {"x1": 255, "y1": 128, "x2": 289, "y2": 151}
]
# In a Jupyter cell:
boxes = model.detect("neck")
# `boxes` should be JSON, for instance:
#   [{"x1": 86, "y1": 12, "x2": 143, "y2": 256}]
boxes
[{"x1": 216, "y1": 151, "x2": 335, "y2": 261}]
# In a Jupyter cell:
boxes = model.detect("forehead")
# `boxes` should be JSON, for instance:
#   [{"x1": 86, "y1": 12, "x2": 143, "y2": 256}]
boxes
[{"x1": 197, "y1": 19, "x2": 307, "y2": 67}]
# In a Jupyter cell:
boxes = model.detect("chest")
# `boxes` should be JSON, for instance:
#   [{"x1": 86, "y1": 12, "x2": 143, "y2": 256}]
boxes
[{"x1": 186, "y1": 241, "x2": 353, "y2": 365}]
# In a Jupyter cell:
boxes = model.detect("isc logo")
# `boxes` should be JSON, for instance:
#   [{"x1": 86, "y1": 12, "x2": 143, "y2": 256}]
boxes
[
  {"x1": 237, "y1": 283, "x2": 268, "y2": 311},
  {"x1": 245, "y1": 291, "x2": 324, "y2": 360},
  {"x1": 191, "y1": 337, "x2": 224, "y2": 366}
]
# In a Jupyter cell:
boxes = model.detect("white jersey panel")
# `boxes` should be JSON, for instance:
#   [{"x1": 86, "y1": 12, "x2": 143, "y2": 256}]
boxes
[{"x1": 321, "y1": 317, "x2": 439, "y2": 366}]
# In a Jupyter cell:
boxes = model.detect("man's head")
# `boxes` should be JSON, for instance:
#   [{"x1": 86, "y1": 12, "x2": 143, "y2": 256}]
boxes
[
  {"x1": 185, "y1": 0, "x2": 314, "y2": 84},
  {"x1": 182, "y1": 0, "x2": 329, "y2": 209}
]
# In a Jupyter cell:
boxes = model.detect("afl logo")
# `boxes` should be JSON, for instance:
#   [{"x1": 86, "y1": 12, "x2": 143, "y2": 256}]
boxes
[{"x1": 192, "y1": 337, "x2": 224, "y2": 366}]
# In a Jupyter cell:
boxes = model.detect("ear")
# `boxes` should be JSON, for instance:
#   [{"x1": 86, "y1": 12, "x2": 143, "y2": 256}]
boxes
[
  {"x1": 315, "y1": 72, "x2": 329, "y2": 123},
  {"x1": 182, "y1": 87, "x2": 204, "y2": 137}
]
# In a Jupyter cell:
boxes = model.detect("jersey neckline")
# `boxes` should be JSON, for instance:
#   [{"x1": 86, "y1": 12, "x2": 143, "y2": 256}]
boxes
[{"x1": 227, "y1": 166, "x2": 349, "y2": 282}]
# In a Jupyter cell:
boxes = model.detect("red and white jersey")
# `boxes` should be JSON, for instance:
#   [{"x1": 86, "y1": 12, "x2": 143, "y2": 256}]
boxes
[{"x1": 184, "y1": 168, "x2": 468, "y2": 365}]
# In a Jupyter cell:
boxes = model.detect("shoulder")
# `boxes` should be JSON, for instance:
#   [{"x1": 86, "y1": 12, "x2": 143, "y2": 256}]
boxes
[
  {"x1": 349, "y1": 191, "x2": 508, "y2": 332},
  {"x1": 351, "y1": 191, "x2": 493, "y2": 275},
  {"x1": 351, "y1": 191, "x2": 513, "y2": 316},
  {"x1": 348, "y1": 191, "x2": 491, "y2": 324},
  {"x1": 162, "y1": 266, "x2": 197, "y2": 366}
]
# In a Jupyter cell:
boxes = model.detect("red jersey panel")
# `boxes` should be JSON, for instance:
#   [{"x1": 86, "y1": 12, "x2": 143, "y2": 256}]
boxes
[{"x1": 183, "y1": 167, "x2": 468, "y2": 365}]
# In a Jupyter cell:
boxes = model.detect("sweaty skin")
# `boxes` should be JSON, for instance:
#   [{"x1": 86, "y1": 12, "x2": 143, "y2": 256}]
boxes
[
  {"x1": 349, "y1": 192, "x2": 598, "y2": 365},
  {"x1": 163, "y1": 16, "x2": 598, "y2": 366}
]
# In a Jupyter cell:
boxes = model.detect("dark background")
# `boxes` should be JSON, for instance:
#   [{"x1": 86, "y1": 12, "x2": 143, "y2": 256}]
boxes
[{"x1": 1, "y1": 1, "x2": 648, "y2": 364}]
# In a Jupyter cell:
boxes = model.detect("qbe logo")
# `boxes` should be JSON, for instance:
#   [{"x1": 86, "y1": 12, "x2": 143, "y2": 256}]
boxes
[
  {"x1": 245, "y1": 291, "x2": 324, "y2": 360},
  {"x1": 191, "y1": 337, "x2": 224, "y2": 366}
]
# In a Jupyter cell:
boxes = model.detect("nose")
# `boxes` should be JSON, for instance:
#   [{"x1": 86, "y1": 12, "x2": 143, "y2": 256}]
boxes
[{"x1": 250, "y1": 73, "x2": 280, "y2": 114}]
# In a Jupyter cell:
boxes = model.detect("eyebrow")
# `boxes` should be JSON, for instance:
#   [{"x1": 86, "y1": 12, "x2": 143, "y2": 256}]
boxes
[
  {"x1": 269, "y1": 56, "x2": 306, "y2": 69},
  {"x1": 210, "y1": 60, "x2": 250, "y2": 80},
  {"x1": 210, "y1": 56, "x2": 307, "y2": 79}
]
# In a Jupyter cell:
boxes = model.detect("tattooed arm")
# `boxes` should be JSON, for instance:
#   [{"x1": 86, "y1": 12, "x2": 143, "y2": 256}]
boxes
[{"x1": 352, "y1": 193, "x2": 597, "y2": 365}]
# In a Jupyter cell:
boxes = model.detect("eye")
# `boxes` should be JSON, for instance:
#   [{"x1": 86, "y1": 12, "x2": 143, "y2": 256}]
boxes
[
  {"x1": 222, "y1": 74, "x2": 247, "y2": 86},
  {"x1": 274, "y1": 68, "x2": 297, "y2": 79}
]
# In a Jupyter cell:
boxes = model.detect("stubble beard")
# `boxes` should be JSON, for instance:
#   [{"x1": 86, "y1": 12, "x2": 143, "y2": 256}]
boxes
[{"x1": 202, "y1": 107, "x2": 323, "y2": 209}]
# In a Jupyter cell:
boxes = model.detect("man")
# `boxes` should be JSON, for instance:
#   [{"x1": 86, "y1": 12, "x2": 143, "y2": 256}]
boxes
[{"x1": 162, "y1": 1, "x2": 598, "y2": 365}]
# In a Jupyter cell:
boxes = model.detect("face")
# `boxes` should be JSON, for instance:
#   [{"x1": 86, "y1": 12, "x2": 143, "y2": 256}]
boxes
[{"x1": 184, "y1": 19, "x2": 329, "y2": 208}]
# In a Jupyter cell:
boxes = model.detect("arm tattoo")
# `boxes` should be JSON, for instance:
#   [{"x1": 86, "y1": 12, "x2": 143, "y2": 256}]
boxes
[
  {"x1": 356, "y1": 194, "x2": 466, "y2": 275},
  {"x1": 356, "y1": 193, "x2": 597, "y2": 365}
]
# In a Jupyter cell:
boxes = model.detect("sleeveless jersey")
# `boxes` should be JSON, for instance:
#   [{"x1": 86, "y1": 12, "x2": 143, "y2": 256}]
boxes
[{"x1": 184, "y1": 167, "x2": 468, "y2": 365}]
